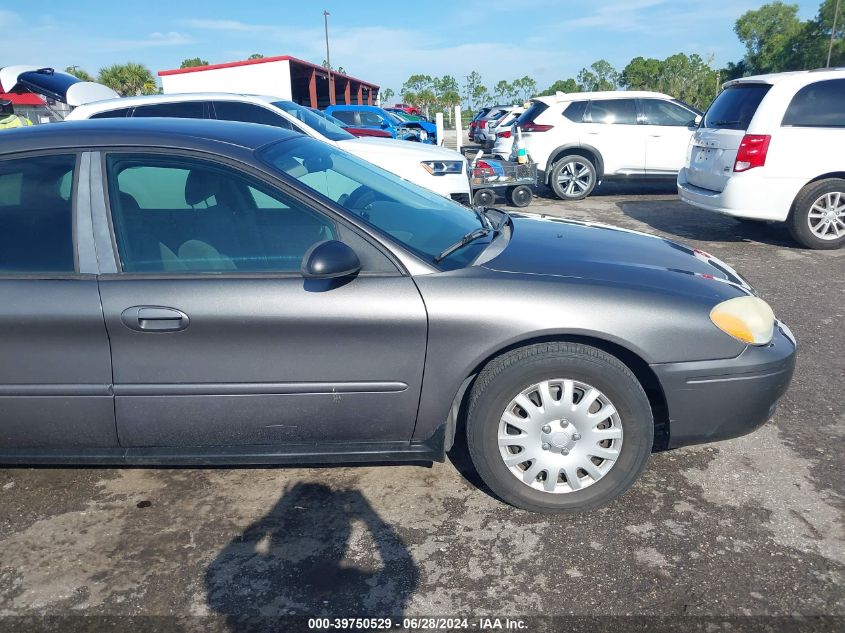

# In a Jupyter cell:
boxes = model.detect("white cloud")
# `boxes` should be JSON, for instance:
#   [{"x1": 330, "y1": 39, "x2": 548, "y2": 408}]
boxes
[
  {"x1": 180, "y1": 19, "x2": 273, "y2": 33},
  {"x1": 101, "y1": 31, "x2": 193, "y2": 50}
]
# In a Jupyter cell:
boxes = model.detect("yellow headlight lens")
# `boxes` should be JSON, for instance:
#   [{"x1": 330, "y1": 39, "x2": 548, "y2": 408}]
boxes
[{"x1": 710, "y1": 296, "x2": 775, "y2": 345}]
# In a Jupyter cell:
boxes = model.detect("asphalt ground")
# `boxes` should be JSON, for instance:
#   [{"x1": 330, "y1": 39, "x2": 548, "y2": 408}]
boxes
[{"x1": 1, "y1": 180, "x2": 843, "y2": 633}]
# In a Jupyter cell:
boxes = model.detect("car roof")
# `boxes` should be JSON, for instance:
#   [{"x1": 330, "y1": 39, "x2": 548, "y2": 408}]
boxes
[
  {"x1": 73, "y1": 92, "x2": 284, "y2": 112},
  {"x1": 0, "y1": 117, "x2": 299, "y2": 155},
  {"x1": 724, "y1": 68, "x2": 845, "y2": 88},
  {"x1": 532, "y1": 91, "x2": 671, "y2": 105}
]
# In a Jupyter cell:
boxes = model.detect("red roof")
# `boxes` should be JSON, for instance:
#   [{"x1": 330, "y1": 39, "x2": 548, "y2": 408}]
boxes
[
  {"x1": 158, "y1": 55, "x2": 379, "y2": 89},
  {"x1": 0, "y1": 92, "x2": 46, "y2": 106}
]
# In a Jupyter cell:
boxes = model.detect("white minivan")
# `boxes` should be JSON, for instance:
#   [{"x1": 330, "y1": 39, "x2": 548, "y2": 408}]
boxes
[{"x1": 678, "y1": 69, "x2": 845, "y2": 249}]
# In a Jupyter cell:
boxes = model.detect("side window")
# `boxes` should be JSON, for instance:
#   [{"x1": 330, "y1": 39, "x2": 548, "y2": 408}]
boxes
[
  {"x1": 587, "y1": 99, "x2": 638, "y2": 125},
  {"x1": 563, "y1": 101, "x2": 588, "y2": 122},
  {"x1": 90, "y1": 108, "x2": 131, "y2": 119},
  {"x1": 331, "y1": 110, "x2": 356, "y2": 125},
  {"x1": 213, "y1": 101, "x2": 295, "y2": 130},
  {"x1": 360, "y1": 112, "x2": 386, "y2": 127},
  {"x1": 782, "y1": 79, "x2": 845, "y2": 128},
  {"x1": 106, "y1": 154, "x2": 337, "y2": 274},
  {"x1": 132, "y1": 102, "x2": 206, "y2": 119},
  {"x1": 640, "y1": 99, "x2": 696, "y2": 126},
  {"x1": 0, "y1": 154, "x2": 76, "y2": 272}
]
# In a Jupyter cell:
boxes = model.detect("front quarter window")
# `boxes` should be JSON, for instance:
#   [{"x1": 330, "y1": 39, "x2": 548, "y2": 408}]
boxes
[{"x1": 259, "y1": 137, "x2": 488, "y2": 270}]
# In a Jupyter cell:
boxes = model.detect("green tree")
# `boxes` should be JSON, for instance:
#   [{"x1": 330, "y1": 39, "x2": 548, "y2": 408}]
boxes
[
  {"x1": 734, "y1": 1, "x2": 804, "y2": 72},
  {"x1": 97, "y1": 63, "x2": 158, "y2": 97},
  {"x1": 512, "y1": 75, "x2": 538, "y2": 102},
  {"x1": 493, "y1": 80, "x2": 513, "y2": 103},
  {"x1": 463, "y1": 71, "x2": 483, "y2": 109},
  {"x1": 539, "y1": 78, "x2": 579, "y2": 96},
  {"x1": 381, "y1": 87, "x2": 395, "y2": 106},
  {"x1": 248, "y1": 53, "x2": 265, "y2": 60},
  {"x1": 621, "y1": 57, "x2": 662, "y2": 90},
  {"x1": 65, "y1": 66, "x2": 93, "y2": 82},
  {"x1": 577, "y1": 60, "x2": 619, "y2": 91},
  {"x1": 180, "y1": 57, "x2": 209, "y2": 69}
]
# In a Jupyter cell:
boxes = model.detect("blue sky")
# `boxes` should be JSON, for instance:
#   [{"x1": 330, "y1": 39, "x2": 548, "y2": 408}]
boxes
[{"x1": 2, "y1": 0, "x2": 823, "y2": 94}]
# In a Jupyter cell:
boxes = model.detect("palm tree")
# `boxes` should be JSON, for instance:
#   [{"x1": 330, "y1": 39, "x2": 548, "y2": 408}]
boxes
[
  {"x1": 65, "y1": 66, "x2": 94, "y2": 82},
  {"x1": 98, "y1": 63, "x2": 158, "y2": 97}
]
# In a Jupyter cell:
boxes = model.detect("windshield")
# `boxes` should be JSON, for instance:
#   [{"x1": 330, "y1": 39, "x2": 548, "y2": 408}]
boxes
[
  {"x1": 702, "y1": 84, "x2": 771, "y2": 130},
  {"x1": 272, "y1": 101, "x2": 355, "y2": 141},
  {"x1": 386, "y1": 112, "x2": 406, "y2": 125},
  {"x1": 308, "y1": 107, "x2": 353, "y2": 129},
  {"x1": 259, "y1": 136, "x2": 489, "y2": 269}
]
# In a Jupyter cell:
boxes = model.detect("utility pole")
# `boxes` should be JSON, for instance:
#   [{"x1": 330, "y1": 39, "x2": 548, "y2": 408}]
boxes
[
  {"x1": 829, "y1": 0, "x2": 842, "y2": 68},
  {"x1": 323, "y1": 10, "x2": 334, "y2": 105}
]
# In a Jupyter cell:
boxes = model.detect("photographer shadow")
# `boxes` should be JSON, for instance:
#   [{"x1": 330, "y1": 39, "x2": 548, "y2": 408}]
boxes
[{"x1": 205, "y1": 482, "x2": 419, "y2": 631}]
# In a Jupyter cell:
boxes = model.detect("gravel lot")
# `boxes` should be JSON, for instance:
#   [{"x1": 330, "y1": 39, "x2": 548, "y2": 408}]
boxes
[{"x1": 1, "y1": 181, "x2": 843, "y2": 632}]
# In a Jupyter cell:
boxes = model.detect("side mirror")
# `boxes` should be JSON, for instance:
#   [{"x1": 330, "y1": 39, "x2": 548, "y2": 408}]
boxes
[
  {"x1": 693, "y1": 114, "x2": 702, "y2": 127},
  {"x1": 301, "y1": 240, "x2": 361, "y2": 279}
]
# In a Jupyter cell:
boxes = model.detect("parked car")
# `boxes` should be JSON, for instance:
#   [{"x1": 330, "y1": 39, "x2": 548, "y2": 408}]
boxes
[
  {"x1": 474, "y1": 105, "x2": 521, "y2": 147},
  {"x1": 678, "y1": 69, "x2": 845, "y2": 249},
  {"x1": 468, "y1": 107, "x2": 492, "y2": 142},
  {"x1": 488, "y1": 108, "x2": 525, "y2": 155},
  {"x1": 61, "y1": 92, "x2": 470, "y2": 202},
  {"x1": 385, "y1": 108, "x2": 430, "y2": 122},
  {"x1": 0, "y1": 118, "x2": 796, "y2": 512},
  {"x1": 517, "y1": 92, "x2": 701, "y2": 200},
  {"x1": 308, "y1": 107, "x2": 392, "y2": 139},
  {"x1": 325, "y1": 105, "x2": 429, "y2": 143},
  {"x1": 387, "y1": 109, "x2": 438, "y2": 144},
  {"x1": 391, "y1": 103, "x2": 422, "y2": 116}
]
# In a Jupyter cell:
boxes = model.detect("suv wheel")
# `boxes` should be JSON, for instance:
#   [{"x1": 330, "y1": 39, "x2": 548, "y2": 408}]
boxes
[
  {"x1": 549, "y1": 155, "x2": 597, "y2": 201},
  {"x1": 788, "y1": 179, "x2": 845, "y2": 249},
  {"x1": 466, "y1": 342, "x2": 653, "y2": 513}
]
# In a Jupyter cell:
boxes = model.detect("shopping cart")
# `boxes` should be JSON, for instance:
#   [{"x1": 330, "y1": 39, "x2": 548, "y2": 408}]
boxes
[{"x1": 469, "y1": 152, "x2": 538, "y2": 207}]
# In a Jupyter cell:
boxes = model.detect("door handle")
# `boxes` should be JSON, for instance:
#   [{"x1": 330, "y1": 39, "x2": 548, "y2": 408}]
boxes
[{"x1": 121, "y1": 306, "x2": 190, "y2": 332}]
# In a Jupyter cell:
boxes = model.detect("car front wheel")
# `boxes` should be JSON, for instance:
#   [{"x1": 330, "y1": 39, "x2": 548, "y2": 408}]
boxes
[
  {"x1": 788, "y1": 179, "x2": 845, "y2": 249},
  {"x1": 549, "y1": 155, "x2": 597, "y2": 201},
  {"x1": 466, "y1": 342, "x2": 653, "y2": 513}
]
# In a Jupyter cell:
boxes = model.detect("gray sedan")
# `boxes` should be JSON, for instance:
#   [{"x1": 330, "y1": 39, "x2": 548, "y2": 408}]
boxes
[{"x1": 0, "y1": 119, "x2": 796, "y2": 512}]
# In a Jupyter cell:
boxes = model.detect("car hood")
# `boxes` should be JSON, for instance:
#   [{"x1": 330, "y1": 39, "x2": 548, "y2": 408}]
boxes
[
  {"x1": 338, "y1": 137, "x2": 465, "y2": 162},
  {"x1": 483, "y1": 215, "x2": 752, "y2": 295}
]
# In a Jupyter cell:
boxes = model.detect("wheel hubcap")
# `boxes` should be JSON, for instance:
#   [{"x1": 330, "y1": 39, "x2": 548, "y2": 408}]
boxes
[
  {"x1": 556, "y1": 161, "x2": 593, "y2": 197},
  {"x1": 807, "y1": 191, "x2": 845, "y2": 240},
  {"x1": 498, "y1": 379, "x2": 623, "y2": 494}
]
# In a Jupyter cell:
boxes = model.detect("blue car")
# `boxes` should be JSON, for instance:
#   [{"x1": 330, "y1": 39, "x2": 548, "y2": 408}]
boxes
[{"x1": 325, "y1": 105, "x2": 434, "y2": 143}]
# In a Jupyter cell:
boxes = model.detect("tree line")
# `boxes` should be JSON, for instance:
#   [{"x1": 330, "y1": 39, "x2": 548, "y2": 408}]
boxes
[{"x1": 387, "y1": 0, "x2": 843, "y2": 113}]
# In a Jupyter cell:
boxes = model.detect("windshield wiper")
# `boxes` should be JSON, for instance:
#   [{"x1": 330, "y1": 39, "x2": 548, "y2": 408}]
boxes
[{"x1": 434, "y1": 227, "x2": 494, "y2": 263}]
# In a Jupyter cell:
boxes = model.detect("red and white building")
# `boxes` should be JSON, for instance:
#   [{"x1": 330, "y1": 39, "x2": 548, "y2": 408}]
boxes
[{"x1": 158, "y1": 55, "x2": 380, "y2": 109}]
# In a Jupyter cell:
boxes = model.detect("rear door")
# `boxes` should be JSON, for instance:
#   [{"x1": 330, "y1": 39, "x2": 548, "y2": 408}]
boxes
[
  {"x1": 0, "y1": 152, "x2": 116, "y2": 451},
  {"x1": 583, "y1": 99, "x2": 647, "y2": 174},
  {"x1": 640, "y1": 99, "x2": 698, "y2": 174},
  {"x1": 96, "y1": 151, "x2": 428, "y2": 449},
  {"x1": 686, "y1": 83, "x2": 772, "y2": 192}
]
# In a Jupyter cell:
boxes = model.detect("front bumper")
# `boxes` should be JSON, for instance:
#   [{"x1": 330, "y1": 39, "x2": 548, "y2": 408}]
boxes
[{"x1": 651, "y1": 321, "x2": 797, "y2": 449}]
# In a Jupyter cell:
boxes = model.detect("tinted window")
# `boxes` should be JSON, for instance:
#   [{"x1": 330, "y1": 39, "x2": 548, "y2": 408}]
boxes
[
  {"x1": 107, "y1": 155, "x2": 336, "y2": 273},
  {"x1": 360, "y1": 111, "x2": 387, "y2": 127},
  {"x1": 587, "y1": 99, "x2": 637, "y2": 125},
  {"x1": 272, "y1": 101, "x2": 354, "y2": 141},
  {"x1": 0, "y1": 155, "x2": 75, "y2": 272},
  {"x1": 515, "y1": 101, "x2": 549, "y2": 127},
  {"x1": 213, "y1": 101, "x2": 295, "y2": 130},
  {"x1": 331, "y1": 110, "x2": 357, "y2": 125},
  {"x1": 641, "y1": 99, "x2": 696, "y2": 126},
  {"x1": 260, "y1": 137, "x2": 486, "y2": 270},
  {"x1": 132, "y1": 102, "x2": 206, "y2": 119},
  {"x1": 782, "y1": 79, "x2": 845, "y2": 128},
  {"x1": 703, "y1": 84, "x2": 771, "y2": 130},
  {"x1": 563, "y1": 101, "x2": 588, "y2": 122},
  {"x1": 90, "y1": 108, "x2": 131, "y2": 119}
]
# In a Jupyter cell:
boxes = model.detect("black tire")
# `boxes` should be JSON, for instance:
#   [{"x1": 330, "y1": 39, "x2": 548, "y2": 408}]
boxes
[
  {"x1": 549, "y1": 155, "x2": 597, "y2": 201},
  {"x1": 473, "y1": 188, "x2": 496, "y2": 207},
  {"x1": 466, "y1": 342, "x2": 653, "y2": 513},
  {"x1": 507, "y1": 185, "x2": 533, "y2": 207},
  {"x1": 787, "y1": 178, "x2": 845, "y2": 249}
]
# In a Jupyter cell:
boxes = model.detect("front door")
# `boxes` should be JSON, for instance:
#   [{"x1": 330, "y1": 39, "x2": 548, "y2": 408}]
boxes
[
  {"x1": 95, "y1": 152, "x2": 428, "y2": 448},
  {"x1": 0, "y1": 153, "x2": 116, "y2": 451}
]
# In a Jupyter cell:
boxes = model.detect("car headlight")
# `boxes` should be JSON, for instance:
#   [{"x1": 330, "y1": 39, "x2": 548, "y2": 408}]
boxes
[
  {"x1": 419, "y1": 130, "x2": 428, "y2": 141},
  {"x1": 421, "y1": 160, "x2": 463, "y2": 175},
  {"x1": 710, "y1": 296, "x2": 775, "y2": 345}
]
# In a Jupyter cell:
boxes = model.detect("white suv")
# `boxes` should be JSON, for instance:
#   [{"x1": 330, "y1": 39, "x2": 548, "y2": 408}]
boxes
[
  {"x1": 517, "y1": 91, "x2": 701, "y2": 200},
  {"x1": 678, "y1": 69, "x2": 845, "y2": 249}
]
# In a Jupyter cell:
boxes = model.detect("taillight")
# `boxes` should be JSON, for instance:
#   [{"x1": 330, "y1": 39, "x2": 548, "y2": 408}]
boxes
[
  {"x1": 479, "y1": 120, "x2": 487, "y2": 128},
  {"x1": 520, "y1": 122, "x2": 554, "y2": 133},
  {"x1": 734, "y1": 135, "x2": 771, "y2": 172},
  {"x1": 497, "y1": 130, "x2": 512, "y2": 138}
]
